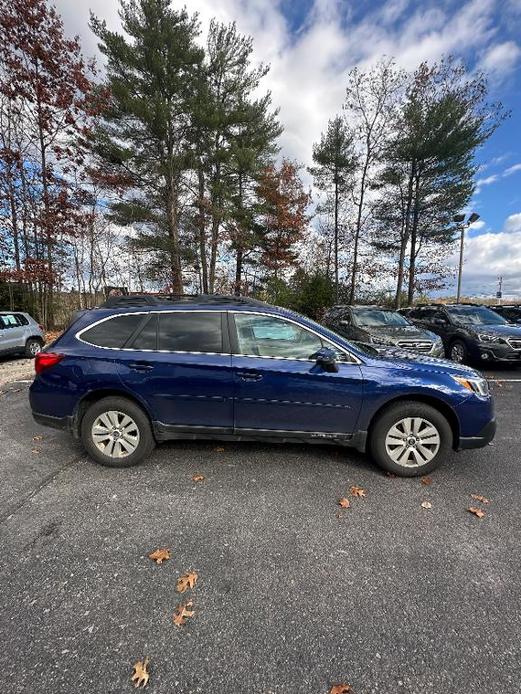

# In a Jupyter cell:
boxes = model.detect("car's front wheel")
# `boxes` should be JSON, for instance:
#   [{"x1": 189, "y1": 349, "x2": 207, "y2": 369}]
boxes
[
  {"x1": 81, "y1": 396, "x2": 155, "y2": 468},
  {"x1": 369, "y1": 401, "x2": 453, "y2": 477},
  {"x1": 25, "y1": 338, "x2": 43, "y2": 358},
  {"x1": 449, "y1": 339, "x2": 468, "y2": 364}
]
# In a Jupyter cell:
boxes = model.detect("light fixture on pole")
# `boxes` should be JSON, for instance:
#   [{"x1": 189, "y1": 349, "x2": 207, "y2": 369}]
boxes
[{"x1": 455, "y1": 212, "x2": 480, "y2": 303}]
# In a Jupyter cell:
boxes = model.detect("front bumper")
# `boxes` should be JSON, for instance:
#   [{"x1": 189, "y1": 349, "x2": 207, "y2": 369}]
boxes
[
  {"x1": 458, "y1": 417, "x2": 496, "y2": 449},
  {"x1": 469, "y1": 341, "x2": 521, "y2": 363}
]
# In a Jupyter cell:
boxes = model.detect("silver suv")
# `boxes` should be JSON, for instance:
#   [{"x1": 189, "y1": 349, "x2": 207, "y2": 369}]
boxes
[{"x1": 0, "y1": 312, "x2": 45, "y2": 358}]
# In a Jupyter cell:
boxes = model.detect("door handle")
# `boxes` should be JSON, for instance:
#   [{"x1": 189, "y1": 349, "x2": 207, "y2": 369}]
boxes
[
  {"x1": 237, "y1": 371, "x2": 263, "y2": 382},
  {"x1": 128, "y1": 362, "x2": 154, "y2": 372}
]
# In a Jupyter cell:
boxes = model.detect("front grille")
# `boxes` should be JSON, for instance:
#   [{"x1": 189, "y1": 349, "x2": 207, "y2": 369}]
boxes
[
  {"x1": 507, "y1": 338, "x2": 521, "y2": 350},
  {"x1": 396, "y1": 340, "x2": 433, "y2": 353}
]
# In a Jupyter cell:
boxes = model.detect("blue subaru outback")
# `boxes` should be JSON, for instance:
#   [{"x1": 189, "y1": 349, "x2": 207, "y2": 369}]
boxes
[{"x1": 29, "y1": 295, "x2": 496, "y2": 477}]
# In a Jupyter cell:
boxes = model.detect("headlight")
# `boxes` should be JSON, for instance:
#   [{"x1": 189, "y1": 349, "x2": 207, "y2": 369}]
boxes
[
  {"x1": 477, "y1": 333, "x2": 503, "y2": 343},
  {"x1": 452, "y1": 375, "x2": 489, "y2": 397}
]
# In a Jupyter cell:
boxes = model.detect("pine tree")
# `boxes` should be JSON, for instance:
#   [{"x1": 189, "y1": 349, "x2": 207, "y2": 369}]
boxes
[
  {"x1": 309, "y1": 116, "x2": 357, "y2": 300},
  {"x1": 90, "y1": 0, "x2": 204, "y2": 293}
]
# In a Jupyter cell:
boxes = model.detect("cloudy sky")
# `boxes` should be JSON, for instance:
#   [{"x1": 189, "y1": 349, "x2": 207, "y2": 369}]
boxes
[{"x1": 54, "y1": 0, "x2": 521, "y2": 297}]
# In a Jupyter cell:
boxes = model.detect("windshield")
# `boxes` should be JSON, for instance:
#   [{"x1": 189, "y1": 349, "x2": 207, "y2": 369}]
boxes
[
  {"x1": 352, "y1": 308, "x2": 410, "y2": 327},
  {"x1": 448, "y1": 306, "x2": 507, "y2": 326}
]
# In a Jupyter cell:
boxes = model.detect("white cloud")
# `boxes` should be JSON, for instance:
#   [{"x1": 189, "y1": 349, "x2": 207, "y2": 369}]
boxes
[
  {"x1": 447, "y1": 213, "x2": 521, "y2": 295},
  {"x1": 504, "y1": 163, "x2": 521, "y2": 176},
  {"x1": 480, "y1": 40, "x2": 521, "y2": 75},
  {"x1": 475, "y1": 173, "x2": 499, "y2": 192}
]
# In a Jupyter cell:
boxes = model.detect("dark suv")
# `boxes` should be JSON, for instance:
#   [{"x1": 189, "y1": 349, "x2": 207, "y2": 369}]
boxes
[
  {"x1": 409, "y1": 304, "x2": 521, "y2": 365},
  {"x1": 323, "y1": 305, "x2": 444, "y2": 357},
  {"x1": 489, "y1": 305, "x2": 521, "y2": 325},
  {"x1": 29, "y1": 295, "x2": 495, "y2": 477}
]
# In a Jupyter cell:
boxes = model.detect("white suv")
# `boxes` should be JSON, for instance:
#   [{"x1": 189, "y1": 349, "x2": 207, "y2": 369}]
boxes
[{"x1": 0, "y1": 312, "x2": 45, "y2": 358}]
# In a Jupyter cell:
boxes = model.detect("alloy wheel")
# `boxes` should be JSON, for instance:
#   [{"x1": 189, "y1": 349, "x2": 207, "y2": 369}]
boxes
[
  {"x1": 91, "y1": 410, "x2": 140, "y2": 458},
  {"x1": 450, "y1": 343, "x2": 465, "y2": 363},
  {"x1": 384, "y1": 417, "x2": 441, "y2": 467}
]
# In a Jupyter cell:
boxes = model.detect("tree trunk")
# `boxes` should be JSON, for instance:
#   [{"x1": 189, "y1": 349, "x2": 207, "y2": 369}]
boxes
[
  {"x1": 333, "y1": 172, "x2": 339, "y2": 301},
  {"x1": 348, "y1": 155, "x2": 369, "y2": 304},
  {"x1": 208, "y1": 161, "x2": 221, "y2": 294},
  {"x1": 407, "y1": 174, "x2": 421, "y2": 305},
  {"x1": 167, "y1": 177, "x2": 183, "y2": 294},
  {"x1": 197, "y1": 164, "x2": 209, "y2": 293},
  {"x1": 395, "y1": 163, "x2": 415, "y2": 308},
  {"x1": 234, "y1": 247, "x2": 243, "y2": 296}
]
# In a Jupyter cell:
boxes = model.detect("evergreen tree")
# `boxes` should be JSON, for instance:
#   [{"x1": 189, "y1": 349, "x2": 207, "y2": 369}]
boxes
[
  {"x1": 309, "y1": 116, "x2": 357, "y2": 300},
  {"x1": 90, "y1": 0, "x2": 204, "y2": 293}
]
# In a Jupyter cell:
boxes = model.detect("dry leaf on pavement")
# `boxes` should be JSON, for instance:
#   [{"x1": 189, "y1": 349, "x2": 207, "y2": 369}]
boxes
[
  {"x1": 131, "y1": 657, "x2": 150, "y2": 688},
  {"x1": 329, "y1": 685, "x2": 353, "y2": 694},
  {"x1": 350, "y1": 485, "x2": 366, "y2": 498},
  {"x1": 173, "y1": 600, "x2": 195, "y2": 627},
  {"x1": 214, "y1": 446, "x2": 225, "y2": 452},
  {"x1": 192, "y1": 474, "x2": 205, "y2": 482},
  {"x1": 338, "y1": 497, "x2": 350, "y2": 509},
  {"x1": 177, "y1": 571, "x2": 198, "y2": 593},
  {"x1": 421, "y1": 501, "x2": 432, "y2": 509},
  {"x1": 32, "y1": 435, "x2": 44, "y2": 442},
  {"x1": 470, "y1": 494, "x2": 490, "y2": 504},
  {"x1": 468, "y1": 506, "x2": 486, "y2": 519},
  {"x1": 421, "y1": 476, "x2": 433, "y2": 486},
  {"x1": 148, "y1": 548, "x2": 171, "y2": 564}
]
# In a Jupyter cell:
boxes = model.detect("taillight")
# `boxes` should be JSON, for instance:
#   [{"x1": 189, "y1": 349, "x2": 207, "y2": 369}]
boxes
[
  {"x1": 35, "y1": 352, "x2": 64, "y2": 375},
  {"x1": 38, "y1": 324, "x2": 44, "y2": 332}
]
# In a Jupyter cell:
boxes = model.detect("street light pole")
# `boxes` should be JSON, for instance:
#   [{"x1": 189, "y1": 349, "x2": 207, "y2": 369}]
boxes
[{"x1": 454, "y1": 212, "x2": 480, "y2": 303}]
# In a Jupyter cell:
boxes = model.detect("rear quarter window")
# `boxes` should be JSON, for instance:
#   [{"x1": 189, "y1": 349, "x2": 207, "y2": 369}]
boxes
[{"x1": 80, "y1": 314, "x2": 144, "y2": 348}]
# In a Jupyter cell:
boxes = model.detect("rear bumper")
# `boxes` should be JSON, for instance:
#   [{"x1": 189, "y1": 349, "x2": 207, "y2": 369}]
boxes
[{"x1": 458, "y1": 417, "x2": 496, "y2": 449}]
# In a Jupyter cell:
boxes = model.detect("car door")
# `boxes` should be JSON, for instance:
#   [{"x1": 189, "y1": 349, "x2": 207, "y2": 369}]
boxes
[
  {"x1": 230, "y1": 311, "x2": 364, "y2": 436},
  {"x1": 332, "y1": 309, "x2": 360, "y2": 341},
  {"x1": 0, "y1": 313, "x2": 25, "y2": 352},
  {"x1": 115, "y1": 310, "x2": 234, "y2": 432}
]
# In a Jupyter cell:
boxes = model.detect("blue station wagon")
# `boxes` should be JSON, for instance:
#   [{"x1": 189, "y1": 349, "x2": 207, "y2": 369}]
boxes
[{"x1": 29, "y1": 295, "x2": 496, "y2": 477}]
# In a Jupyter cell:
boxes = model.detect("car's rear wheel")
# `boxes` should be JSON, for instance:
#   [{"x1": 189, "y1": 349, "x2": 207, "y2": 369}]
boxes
[
  {"x1": 369, "y1": 401, "x2": 453, "y2": 477},
  {"x1": 449, "y1": 339, "x2": 467, "y2": 364},
  {"x1": 25, "y1": 338, "x2": 43, "y2": 358},
  {"x1": 81, "y1": 397, "x2": 155, "y2": 468}
]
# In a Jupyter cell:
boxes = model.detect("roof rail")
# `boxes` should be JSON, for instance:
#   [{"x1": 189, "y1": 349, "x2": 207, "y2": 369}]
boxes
[{"x1": 99, "y1": 293, "x2": 268, "y2": 309}]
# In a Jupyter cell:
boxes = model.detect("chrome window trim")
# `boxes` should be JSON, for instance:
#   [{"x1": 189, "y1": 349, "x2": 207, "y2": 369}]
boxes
[
  {"x1": 231, "y1": 310, "x2": 361, "y2": 365},
  {"x1": 74, "y1": 308, "x2": 362, "y2": 364}
]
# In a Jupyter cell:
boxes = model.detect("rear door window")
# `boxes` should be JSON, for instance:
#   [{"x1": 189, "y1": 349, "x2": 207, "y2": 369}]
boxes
[
  {"x1": 159, "y1": 312, "x2": 223, "y2": 353},
  {"x1": 80, "y1": 314, "x2": 144, "y2": 348},
  {"x1": 130, "y1": 314, "x2": 158, "y2": 350},
  {"x1": 234, "y1": 313, "x2": 323, "y2": 359}
]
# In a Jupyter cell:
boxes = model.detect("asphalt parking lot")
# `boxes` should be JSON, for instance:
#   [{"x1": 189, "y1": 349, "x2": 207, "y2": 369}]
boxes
[{"x1": 0, "y1": 365, "x2": 520, "y2": 693}]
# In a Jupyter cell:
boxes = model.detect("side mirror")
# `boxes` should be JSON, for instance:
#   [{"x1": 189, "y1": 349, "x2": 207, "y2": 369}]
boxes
[
  {"x1": 339, "y1": 319, "x2": 351, "y2": 326},
  {"x1": 311, "y1": 347, "x2": 339, "y2": 373}
]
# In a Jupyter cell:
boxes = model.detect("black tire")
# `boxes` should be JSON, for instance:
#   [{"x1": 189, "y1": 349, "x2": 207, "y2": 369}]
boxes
[
  {"x1": 25, "y1": 338, "x2": 43, "y2": 358},
  {"x1": 448, "y1": 339, "x2": 468, "y2": 364},
  {"x1": 369, "y1": 400, "x2": 453, "y2": 477},
  {"x1": 81, "y1": 396, "x2": 155, "y2": 468}
]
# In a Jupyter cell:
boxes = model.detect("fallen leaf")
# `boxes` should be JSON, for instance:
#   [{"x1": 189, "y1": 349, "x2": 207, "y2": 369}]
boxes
[
  {"x1": 421, "y1": 476, "x2": 433, "y2": 486},
  {"x1": 131, "y1": 657, "x2": 150, "y2": 688},
  {"x1": 385, "y1": 471, "x2": 396, "y2": 478},
  {"x1": 421, "y1": 501, "x2": 432, "y2": 509},
  {"x1": 173, "y1": 600, "x2": 194, "y2": 627},
  {"x1": 148, "y1": 548, "x2": 171, "y2": 565},
  {"x1": 470, "y1": 494, "x2": 490, "y2": 504},
  {"x1": 31, "y1": 448, "x2": 40, "y2": 454},
  {"x1": 214, "y1": 446, "x2": 225, "y2": 452},
  {"x1": 350, "y1": 485, "x2": 366, "y2": 498},
  {"x1": 32, "y1": 435, "x2": 44, "y2": 442},
  {"x1": 338, "y1": 497, "x2": 350, "y2": 509},
  {"x1": 192, "y1": 474, "x2": 205, "y2": 482},
  {"x1": 468, "y1": 506, "x2": 486, "y2": 519},
  {"x1": 329, "y1": 685, "x2": 353, "y2": 694},
  {"x1": 177, "y1": 571, "x2": 198, "y2": 593}
]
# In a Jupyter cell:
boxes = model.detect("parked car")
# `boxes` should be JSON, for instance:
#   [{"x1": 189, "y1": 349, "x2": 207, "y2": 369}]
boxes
[
  {"x1": 323, "y1": 305, "x2": 444, "y2": 357},
  {"x1": 489, "y1": 304, "x2": 521, "y2": 324},
  {"x1": 29, "y1": 295, "x2": 495, "y2": 477},
  {"x1": 0, "y1": 311, "x2": 45, "y2": 358},
  {"x1": 408, "y1": 303, "x2": 521, "y2": 365}
]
